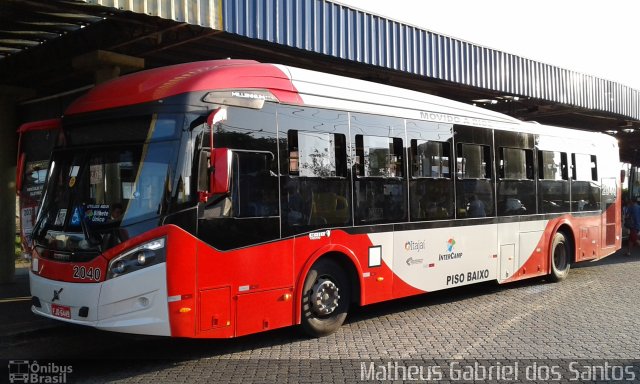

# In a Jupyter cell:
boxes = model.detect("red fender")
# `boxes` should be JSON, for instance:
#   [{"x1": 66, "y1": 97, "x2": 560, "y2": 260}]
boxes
[
  {"x1": 293, "y1": 243, "x2": 364, "y2": 325},
  {"x1": 547, "y1": 215, "x2": 576, "y2": 273}
]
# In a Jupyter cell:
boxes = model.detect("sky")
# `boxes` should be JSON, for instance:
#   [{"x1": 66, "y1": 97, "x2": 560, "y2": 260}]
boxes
[{"x1": 335, "y1": 0, "x2": 640, "y2": 90}]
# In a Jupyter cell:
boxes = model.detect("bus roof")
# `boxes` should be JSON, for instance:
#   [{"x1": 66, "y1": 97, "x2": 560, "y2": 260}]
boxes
[
  {"x1": 62, "y1": 59, "x2": 618, "y2": 147},
  {"x1": 277, "y1": 64, "x2": 521, "y2": 126},
  {"x1": 65, "y1": 59, "x2": 516, "y2": 126}
]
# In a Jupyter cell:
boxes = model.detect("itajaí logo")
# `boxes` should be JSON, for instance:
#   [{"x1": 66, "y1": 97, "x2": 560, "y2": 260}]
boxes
[{"x1": 404, "y1": 240, "x2": 425, "y2": 252}]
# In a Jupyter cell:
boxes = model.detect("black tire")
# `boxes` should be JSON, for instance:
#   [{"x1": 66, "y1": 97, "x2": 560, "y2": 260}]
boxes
[
  {"x1": 550, "y1": 232, "x2": 571, "y2": 282},
  {"x1": 301, "y1": 258, "x2": 350, "y2": 337}
]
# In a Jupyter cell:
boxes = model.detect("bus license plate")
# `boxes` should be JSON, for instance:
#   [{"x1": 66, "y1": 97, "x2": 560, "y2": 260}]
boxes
[{"x1": 51, "y1": 304, "x2": 71, "y2": 319}]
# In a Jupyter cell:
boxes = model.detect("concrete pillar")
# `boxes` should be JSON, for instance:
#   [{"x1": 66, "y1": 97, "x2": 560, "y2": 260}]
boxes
[
  {"x1": 0, "y1": 96, "x2": 20, "y2": 283},
  {"x1": 0, "y1": 51, "x2": 143, "y2": 284}
]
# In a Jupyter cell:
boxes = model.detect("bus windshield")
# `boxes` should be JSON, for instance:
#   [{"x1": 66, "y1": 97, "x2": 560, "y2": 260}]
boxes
[{"x1": 32, "y1": 140, "x2": 177, "y2": 255}]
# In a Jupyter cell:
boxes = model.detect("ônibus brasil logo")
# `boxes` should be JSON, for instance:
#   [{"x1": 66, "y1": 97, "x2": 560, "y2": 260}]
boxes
[{"x1": 7, "y1": 360, "x2": 73, "y2": 383}]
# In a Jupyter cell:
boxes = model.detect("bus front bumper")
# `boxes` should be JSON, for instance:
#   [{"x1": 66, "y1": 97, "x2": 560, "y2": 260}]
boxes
[{"x1": 29, "y1": 263, "x2": 171, "y2": 336}]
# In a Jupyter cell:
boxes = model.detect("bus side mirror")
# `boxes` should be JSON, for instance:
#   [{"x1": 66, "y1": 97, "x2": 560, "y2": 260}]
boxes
[
  {"x1": 197, "y1": 150, "x2": 211, "y2": 202},
  {"x1": 212, "y1": 148, "x2": 232, "y2": 195},
  {"x1": 197, "y1": 148, "x2": 232, "y2": 203}
]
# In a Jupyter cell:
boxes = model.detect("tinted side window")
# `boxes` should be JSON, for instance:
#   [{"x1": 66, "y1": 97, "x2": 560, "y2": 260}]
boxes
[
  {"x1": 197, "y1": 104, "x2": 280, "y2": 250},
  {"x1": 230, "y1": 151, "x2": 279, "y2": 218},
  {"x1": 278, "y1": 106, "x2": 351, "y2": 235},
  {"x1": 351, "y1": 113, "x2": 407, "y2": 224},
  {"x1": 499, "y1": 148, "x2": 534, "y2": 180},
  {"x1": 454, "y1": 125, "x2": 495, "y2": 218},
  {"x1": 288, "y1": 130, "x2": 347, "y2": 177},
  {"x1": 539, "y1": 151, "x2": 568, "y2": 181},
  {"x1": 496, "y1": 147, "x2": 536, "y2": 216},
  {"x1": 407, "y1": 120, "x2": 454, "y2": 221},
  {"x1": 355, "y1": 136, "x2": 403, "y2": 178},
  {"x1": 457, "y1": 144, "x2": 491, "y2": 179},
  {"x1": 572, "y1": 153, "x2": 597, "y2": 181},
  {"x1": 538, "y1": 150, "x2": 570, "y2": 213},
  {"x1": 571, "y1": 153, "x2": 600, "y2": 211},
  {"x1": 411, "y1": 140, "x2": 451, "y2": 178}
]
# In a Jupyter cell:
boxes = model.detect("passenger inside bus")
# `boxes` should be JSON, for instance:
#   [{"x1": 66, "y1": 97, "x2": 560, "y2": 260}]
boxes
[
  {"x1": 310, "y1": 192, "x2": 348, "y2": 225},
  {"x1": 285, "y1": 181, "x2": 305, "y2": 225},
  {"x1": 467, "y1": 195, "x2": 486, "y2": 218},
  {"x1": 110, "y1": 203, "x2": 124, "y2": 221}
]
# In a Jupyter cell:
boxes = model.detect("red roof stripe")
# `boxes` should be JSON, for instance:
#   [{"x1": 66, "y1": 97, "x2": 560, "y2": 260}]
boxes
[{"x1": 65, "y1": 60, "x2": 302, "y2": 115}]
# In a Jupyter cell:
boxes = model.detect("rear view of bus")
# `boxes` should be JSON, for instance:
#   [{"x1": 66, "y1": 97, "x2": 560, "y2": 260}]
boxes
[{"x1": 29, "y1": 60, "x2": 621, "y2": 338}]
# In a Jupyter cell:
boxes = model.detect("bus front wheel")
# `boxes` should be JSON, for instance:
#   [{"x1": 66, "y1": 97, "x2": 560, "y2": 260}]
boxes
[
  {"x1": 550, "y1": 232, "x2": 571, "y2": 282},
  {"x1": 301, "y1": 258, "x2": 350, "y2": 337}
]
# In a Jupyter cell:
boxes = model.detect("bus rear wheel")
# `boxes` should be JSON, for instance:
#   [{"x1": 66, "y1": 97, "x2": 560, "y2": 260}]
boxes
[
  {"x1": 550, "y1": 232, "x2": 571, "y2": 282},
  {"x1": 301, "y1": 258, "x2": 350, "y2": 337}
]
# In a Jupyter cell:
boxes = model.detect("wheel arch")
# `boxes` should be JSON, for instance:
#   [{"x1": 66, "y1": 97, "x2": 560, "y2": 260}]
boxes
[
  {"x1": 547, "y1": 218, "x2": 578, "y2": 273},
  {"x1": 294, "y1": 245, "x2": 363, "y2": 325},
  {"x1": 552, "y1": 222, "x2": 577, "y2": 264}
]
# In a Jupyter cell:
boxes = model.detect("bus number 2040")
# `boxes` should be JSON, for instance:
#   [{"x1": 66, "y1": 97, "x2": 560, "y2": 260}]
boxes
[{"x1": 72, "y1": 266, "x2": 101, "y2": 281}]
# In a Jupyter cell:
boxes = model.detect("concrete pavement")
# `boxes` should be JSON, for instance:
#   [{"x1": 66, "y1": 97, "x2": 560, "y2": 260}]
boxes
[{"x1": 0, "y1": 266, "x2": 58, "y2": 339}]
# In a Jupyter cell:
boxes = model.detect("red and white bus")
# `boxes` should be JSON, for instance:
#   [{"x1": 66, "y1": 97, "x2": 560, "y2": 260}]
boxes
[
  {"x1": 29, "y1": 60, "x2": 621, "y2": 338},
  {"x1": 16, "y1": 118, "x2": 62, "y2": 258}
]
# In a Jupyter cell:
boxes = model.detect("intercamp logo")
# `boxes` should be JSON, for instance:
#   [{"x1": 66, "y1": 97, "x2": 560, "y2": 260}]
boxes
[
  {"x1": 8, "y1": 360, "x2": 73, "y2": 383},
  {"x1": 446, "y1": 238, "x2": 456, "y2": 252},
  {"x1": 439, "y1": 238, "x2": 463, "y2": 261}
]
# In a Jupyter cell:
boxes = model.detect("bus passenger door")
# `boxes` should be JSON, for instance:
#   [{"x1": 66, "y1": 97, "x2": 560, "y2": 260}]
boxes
[{"x1": 601, "y1": 178, "x2": 618, "y2": 251}]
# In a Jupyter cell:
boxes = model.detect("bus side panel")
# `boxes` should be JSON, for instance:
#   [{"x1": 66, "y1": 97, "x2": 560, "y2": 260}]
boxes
[
  {"x1": 293, "y1": 229, "x2": 430, "y2": 308},
  {"x1": 503, "y1": 211, "x2": 618, "y2": 285},
  {"x1": 321, "y1": 230, "x2": 401, "y2": 306},
  {"x1": 194, "y1": 238, "x2": 295, "y2": 338},
  {"x1": 165, "y1": 226, "x2": 198, "y2": 337},
  {"x1": 500, "y1": 219, "x2": 552, "y2": 284},
  {"x1": 572, "y1": 215, "x2": 603, "y2": 262},
  {"x1": 390, "y1": 224, "x2": 498, "y2": 293}
]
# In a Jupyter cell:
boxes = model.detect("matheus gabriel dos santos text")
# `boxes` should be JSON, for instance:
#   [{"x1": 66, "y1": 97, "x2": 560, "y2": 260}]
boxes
[{"x1": 359, "y1": 361, "x2": 638, "y2": 381}]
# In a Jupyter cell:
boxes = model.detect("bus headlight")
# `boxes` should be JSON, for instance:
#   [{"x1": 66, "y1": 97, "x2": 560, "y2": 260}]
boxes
[{"x1": 107, "y1": 237, "x2": 166, "y2": 279}]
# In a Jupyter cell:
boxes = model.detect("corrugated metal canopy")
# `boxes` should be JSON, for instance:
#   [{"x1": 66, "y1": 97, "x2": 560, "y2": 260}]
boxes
[
  {"x1": 1, "y1": 0, "x2": 640, "y2": 162},
  {"x1": 222, "y1": 0, "x2": 640, "y2": 123},
  {"x1": 0, "y1": 1, "x2": 103, "y2": 59},
  {"x1": 0, "y1": 0, "x2": 222, "y2": 60}
]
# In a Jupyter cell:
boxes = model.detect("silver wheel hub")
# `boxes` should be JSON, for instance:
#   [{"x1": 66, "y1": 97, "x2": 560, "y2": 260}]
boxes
[{"x1": 311, "y1": 278, "x2": 340, "y2": 316}]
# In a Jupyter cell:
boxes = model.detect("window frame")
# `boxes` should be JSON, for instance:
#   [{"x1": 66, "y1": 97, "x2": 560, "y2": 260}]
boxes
[
  {"x1": 287, "y1": 129, "x2": 347, "y2": 178},
  {"x1": 498, "y1": 147, "x2": 534, "y2": 181},
  {"x1": 355, "y1": 134, "x2": 404, "y2": 178},
  {"x1": 456, "y1": 143, "x2": 492, "y2": 180},
  {"x1": 538, "y1": 150, "x2": 568, "y2": 181},
  {"x1": 571, "y1": 153, "x2": 598, "y2": 182},
  {"x1": 410, "y1": 139, "x2": 452, "y2": 179}
]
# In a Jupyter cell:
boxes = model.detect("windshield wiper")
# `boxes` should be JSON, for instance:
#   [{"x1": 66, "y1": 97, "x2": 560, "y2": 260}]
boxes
[
  {"x1": 31, "y1": 210, "x2": 48, "y2": 244},
  {"x1": 79, "y1": 212, "x2": 103, "y2": 252}
]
